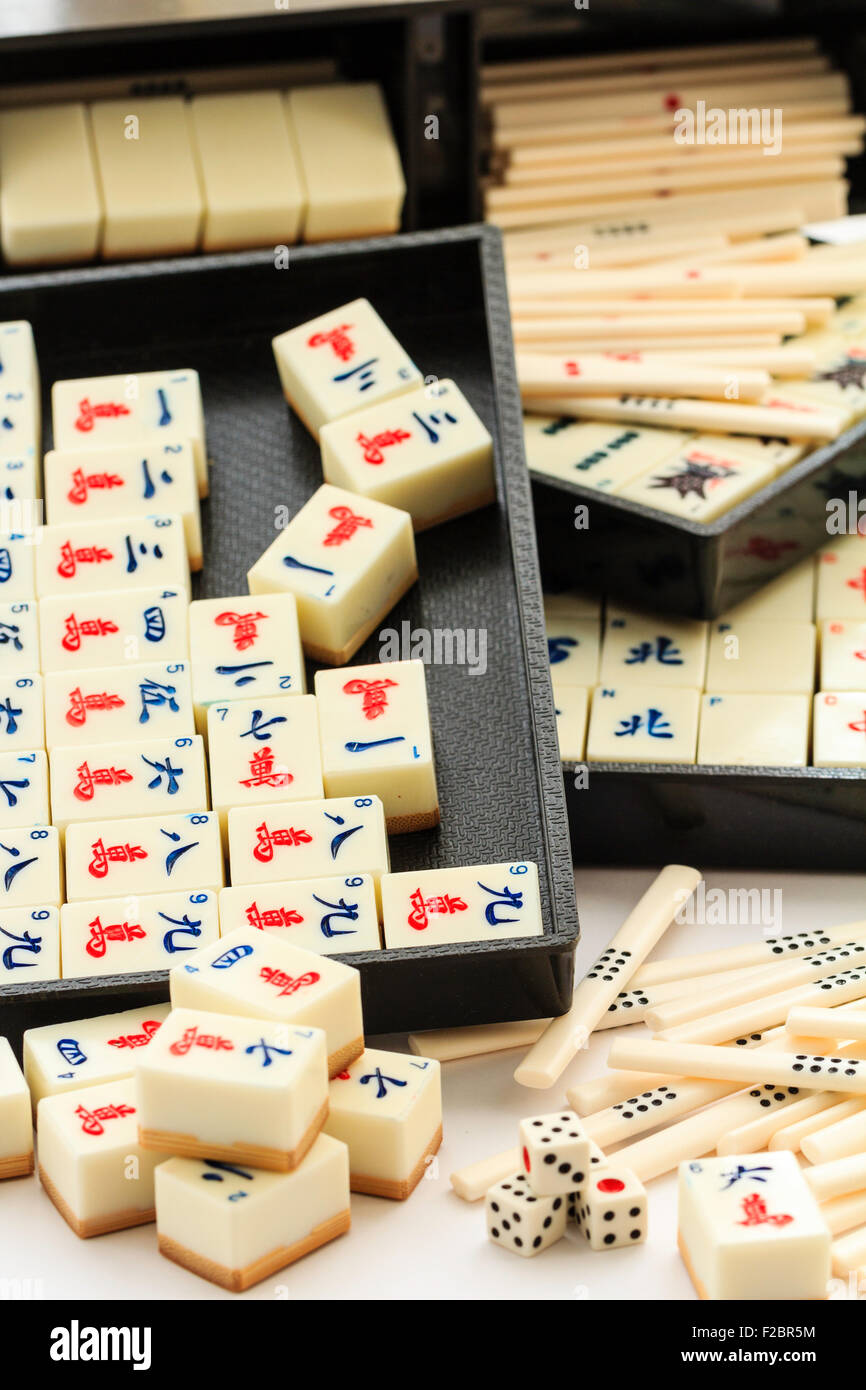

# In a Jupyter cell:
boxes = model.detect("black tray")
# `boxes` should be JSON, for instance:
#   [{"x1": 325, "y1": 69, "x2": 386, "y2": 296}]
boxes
[
  {"x1": 531, "y1": 418, "x2": 866, "y2": 621},
  {"x1": 0, "y1": 225, "x2": 578, "y2": 1052}
]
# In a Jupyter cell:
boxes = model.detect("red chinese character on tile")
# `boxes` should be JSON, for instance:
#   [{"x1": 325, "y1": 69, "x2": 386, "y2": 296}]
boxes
[
  {"x1": 74, "y1": 397, "x2": 132, "y2": 433},
  {"x1": 214, "y1": 609, "x2": 269, "y2": 651},
  {"x1": 307, "y1": 324, "x2": 355, "y2": 362},
  {"x1": 342, "y1": 677, "x2": 397, "y2": 720},
  {"x1": 323, "y1": 504, "x2": 373, "y2": 546}
]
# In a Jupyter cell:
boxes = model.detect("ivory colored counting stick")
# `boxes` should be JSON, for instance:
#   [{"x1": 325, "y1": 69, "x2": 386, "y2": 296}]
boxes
[
  {"x1": 583, "y1": 1077, "x2": 739, "y2": 1149},
  {"x1": 516, "y1": 352, "x2": 769, "y2": 402},
  {"x1": 769, "y1": 1098, "x2": 866, "y2": 1153},
  {"x1": 806, "y1": 1153, "x2": 866, "y2": 1203},
  {"x1": 608, "y1": 1037, "x2": 866, "y2": 1094},
  {"x1": 832, "y1": 1226, "x2": 866, "y2": 1279},
  {"x1": 450, "y1": 1148, "x2": 520, "y2": 1202},
  {"x1": 513, "y1": 864, "x2": 700, "y2": 1089},
  {"x1": 408, "y1": 1018, "x2": 548, "y2": 1063},
  {"x1": 597, "y1": 963, "x2": 791, "y2": 1032},
  {"x1": 716, "y1": 1092, "x2": 842, "y2": 1156},
  {"x1": 787, "y1": 1007, "x2": 866, "y2": 1042},
  {"x1": 656, "y1": 966, "x2": 866, "y2": 1045},
  {"x1": 525, "y1": 392, "x2": 844, "y2": 442},
  {"x1": 820, "y1": 1190, "x2": 866, "y2": 1238},
  {"x1": 801, "y1": 1109, "x2": 866, "y2": 1166},
  {"x1": 632, "y1": 920, "x2": 866, "y2": 987}
]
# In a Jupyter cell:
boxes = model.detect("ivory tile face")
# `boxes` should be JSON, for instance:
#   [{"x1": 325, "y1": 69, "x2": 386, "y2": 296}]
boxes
[
  {"x1": 0, "y1": 904, "x2": 59, "y2": 982},
  {"x1": 51, "y1": 368, "x2": 207, "y2": 495},
  {"x1": 0, "y1": 387, "x2": 38, "y2": 459},
  {"x1": 523, "y1": 414, "x2": 690, "y2": 490},
  {"x1": 314, "y1": 659, "x2": 438, "y2": 833},
  {"x1": 43, "y1": 660, "x2": 195, "y2": 750},
  {"x1": 218, "y1": 874, "x2": 381, "y2": 956},
  {"x1": 59, "y1": 888, "x2": 220, "y2": 979},
  {"x1": 820, "y1": 620, "x2": 866, "y2": 690},
  {"x1": 719, "y1": 558, "x2": 816, "y2": 624},
  {"x1": 324, "y1": 1047, "x2": 442, "y2": 1199},
  {"x1": 0, "y1": 321, "x2": 38, "y2": 393},
  {"x1": 320, "y1": 378, "x2": 495, "y2": 530},
  {"x1": 168, "y1": 926, "x2": 364, "y2": 1077},
  {"x1": 207, "y1": 695, "x2": 323, "y2": 833},
  {"x1": 154, "y1": 1133, "x2": 350, "y2": 1291},
  {"x1": 0, "y1": 672, "x2": 43, "y2": 751},
  {"x1": 553, "y1": 685, "x2": 589, "y2": 761},
  {"x1": 49, "y1": 735, "x2": 208, "y2": 834},
  {"x1": 600, "y1": 607, "x2": 707, "y2": 689},
  {"x1": 813, "y1": 691, "x2": 866, "y2": 766},
  {"x1": 677, "y1": 1151, "x2": 830, "y2": 1300},
  {"x1": 0, "y1": 453, "x2": 39, "y2": 506},
  {"x1": 189, "y1": 594, "x2": 305, "y2": 729},
  {"x1": 271, "y1": 298, "x2": 421, "y2": 439},
  {"x1": 586, "y1": 685, "x2": 700, "y2": 763},
  {"x1": 37, "y1": 1078, "x2": 169, "y2": 1237},
  {"x1": 227, "y1": 794, "x2": 389, "y2": 899},
  {"x1": 35, "y1": 515, "x2": 190, "y2": 600},
  {"x1": 43, "y1": 441, "x2": 202, "y2": 569},
  {"x1": 0, "y1": 1036, "x2": 33, "y2": 1179},
  {"x1": 698, "y1": 694, "x2": 810, "y2": 767},
  {"x1": 23, "y1": 1002, "x2": 171, "y2": 1109},
  {"x1": 546, "y1": 615, "x2": 600, "y2": 687},
  {"x1": 0, "y1": 531, "x2": 36, "y2": 599},
  {"x1": 39, "y1": 587, "x2": 189, "y2": 672},
  {"x1": 0, "y1": 598, "x2": 38, "y2": 674},
  {"x1": 381, "y1": 861, "x2": 543, "y2": 949},
  {"x1": 64, "y1": 810, "x2": 222, "y2": 902},
  {"x1": 0, "y1": 104, "x2": 101, "y2": 266},
  {"x1": 0, "y1": 749, "x2": 49, "y2": 829},
  {"x1": 816, "y1": 536, "x2": 866, "y2": 620},
  {"x1": 487, "y1": 1172, "x2": 567, "y2": 1258},
  {"x1": 135, "y1": 1006, "x2": 330, "y2": 1171},
  {"x1": 689, "y1": 432, "x2": 806, "y2": 476},
  {"x1": 705, "y1": 621, "x2": 816, "y2": 694},
  {"x1": 618, "y1": 439, "x2": 776, "y2": 521},
  {"x1": 247, "y1": 483, "x2": 417, "y2": 666},
  {"x1": 0, "y1": 825, "x2": 61, "y2": 908}
]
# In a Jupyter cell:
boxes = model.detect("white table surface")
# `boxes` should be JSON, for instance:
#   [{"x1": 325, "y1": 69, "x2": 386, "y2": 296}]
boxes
[{"x1": 3, "y1": 865, "x2": 864, "y2": 1302}]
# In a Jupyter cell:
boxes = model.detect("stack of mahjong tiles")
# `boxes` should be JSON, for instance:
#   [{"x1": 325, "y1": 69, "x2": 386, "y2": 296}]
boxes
[
  {"x1": 2, "y1": 928, "x2": 444, "y2": 1292},
  {"x1": 544, "y1": 550, "x2": 866, "y2": 767},
  {"x1": 444, "y1": 867, "x2": 864, "y2": 1299}
]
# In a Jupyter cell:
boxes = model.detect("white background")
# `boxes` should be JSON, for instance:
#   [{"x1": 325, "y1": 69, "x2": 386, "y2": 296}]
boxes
[{"x1": 2, "y1": 865, "x2": 863, "y2": 1302}]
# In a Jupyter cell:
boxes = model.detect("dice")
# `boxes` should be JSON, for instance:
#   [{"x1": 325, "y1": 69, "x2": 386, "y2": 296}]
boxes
[
  {"x1": 486, "y1": 1172, "x2": 568, "y2": 1258},
  {"x1": 572, "y1": 1166, "x2": 648, "y2": 1250},
  {"x1": 519, "y1": 1109, "x2": 592, "y2": 1196}
]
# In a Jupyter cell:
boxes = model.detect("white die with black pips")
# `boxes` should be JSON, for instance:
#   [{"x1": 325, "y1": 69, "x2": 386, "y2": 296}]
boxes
[
  {"x1": 519, "y1": 1109, "x2": 591, "y2": 1196},
  {"x1": 485, "y1": 1173, "x2": 568, "y2": 1258},
  {"x1": 572, "y1": 1166, "x2": 648, "y2": 1251}
]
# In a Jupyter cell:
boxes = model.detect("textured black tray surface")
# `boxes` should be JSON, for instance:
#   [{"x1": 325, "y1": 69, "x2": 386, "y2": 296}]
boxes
[{"x1": 0, "y1": 226, "x2": 578, "y2": 1037}]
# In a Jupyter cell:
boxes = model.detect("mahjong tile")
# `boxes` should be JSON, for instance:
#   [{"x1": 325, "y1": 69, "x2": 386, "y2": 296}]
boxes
[
  {"x1": 168, "y1": 926, "x2": 364, "y2": 1077},
  {"x1": 815, "y1": 535, "x2": 866, "y2": 620},
  {"x1": 546, "y1": 614, "x2": 600, "y2": 687},
  {"x1": 228, "y1": 790, "x2": 388, "y2": 893},
  {"x1": 380, "y1": 861, "x2": 543, "y2": 949},
  {"x1": 0, "y1": 386, "x2": 38, "y2": 458},
  {"x1": 0, "y1": 825, "x2": 61, "y2": 907},
  {"x1": 543, "y1": 591, "x2": 602, "y2": 621},
  {"x1": 38, "y1": 587, "x2": 189, "y2": 672},
  {"x1": 314, "y1": 659, "x2": 438, "y2": 833},
  {"x1": 677, "y1": 1152, "x2": 830, "y2": 1301},
  {"x1": 207, "y1": 695, "x2": 323, "y2": 833},
  {"x1": 60, "y1": 889, "x2": 220, "y2": 979},
  {"x1": 0, "y1": 321, "x2": 38, "y2": 394},
  {"x1": 188, "y1": 593, "x2": 305, "y2": 730},
  {"x1": 761, "y1": 382, "x2": 853, "y2": 431},
  {"x1": 271, "y1": 298, "x2": 422, "y2": 439},
  {"x1": 0, "y1": 598, "x2": 38, "y2": 674},
  {"x1": 43, "y1": 440, "x2": 202, "y2": 569},
  {"x1": 34, "y1": 514, "x2": 190, "y2": 599},
  {"x1": 719, "y1": 558, "x2": 816, "y2": 624},
  {"x1": 0, "y1": 1035, "x2": 33, "y2": 1179},
  {"x1": 247, "y1": 483, "x2": 417, "y2": 666},
  {"x1": 523, "y1": 414, "x2": 690, "y2": 490},
  {"x1": 22, "y1": 1002, "x2": 171, "y2": 1110},
  {"x1": 0, "y1": 531, "x2": 36, "y2": 598},
  {"x1": 813, "y1": 691, "x2": 866, "y2": 766},
  {"x1": 0, "y1": 672, "x2": 43, "y2": 750},
  {"x1": 135, "y1": 1006, "x2": 330, "y2": 1171},
  {"x1": 599, "y1": 607, "x2": 707, "y2": 689},
  {"x1": 689, "y1": 432, "x2": 806, "y2": 477},
  {"x1": 50, "y1": 369, "x2": 208, "y2": 497},
  {"x1": 320, "y1": 378, "x2": 495, "y2": 530},
  {"x1": 0, "y1": 453, "x2": 40, "y2": 505},
  {"x1": 586, "y1": 685, "x2": 700, "y2": 763},
  {"x1": 154, "y1": 1135, "x2": 350, "y2": 1291},
  {"x1": 820, "y1": 620, "x2": 866, "y2": 690},
  {"x1": 43, "y1": 659, "x2": 194, "y2": 751},
  {"x1": 705, "y1": 620, "x2": 816, "y2": 694},
  {"x1": 0, "y1": 904, "x2": 59, "y2": 982},
  {"x1": 37, "y1": 1078, "x2": 170, "y2": 1238},
  {"x1": 0, "y1": 749, "x2": 49, "y2": 829},
  {"x1": 697, "y1": 694, "x2": 810, "y2": 767},
  {"x1": 618, "y1": 439, "x2": 776, "y2": 521},
  {"x1": 49, "y1": 734, "x2": 208, "y2": 834},
  {"x1": 553, "y1": 685, "x2": 588, "y2": 761},
  {"x1": 324, "y1": 1047, "x2": 442, "y2": 1199},
  {"x1": 218, "y1": 873, "x2": 381, "y2": 956},
  {"x1": 64, "y1": 810, "x2": 222, "y2": 902},
  {"x1": 775, "y1": 372, "x2": 866, "y2": 426}
]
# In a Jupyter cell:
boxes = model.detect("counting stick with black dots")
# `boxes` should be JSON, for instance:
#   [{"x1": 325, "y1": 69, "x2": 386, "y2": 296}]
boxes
[
  {"x1": 657, "y1": 965, "x2": 866, "y2": 1045},
  {"x1": 631, "y1": 920, "x2": 866, "y2": 988},
  {"x1": 608, "y1": 1036, "x2": 866, "y2": 1096}
]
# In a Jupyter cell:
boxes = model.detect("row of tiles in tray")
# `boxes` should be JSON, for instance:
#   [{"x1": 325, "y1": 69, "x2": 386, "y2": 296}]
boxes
[
  {"x1": 0, "y1": 86, "x2": 404, "y2": 266},
  {"x1": 553, "y1": 683, "x2": 866, "y2": 766}
]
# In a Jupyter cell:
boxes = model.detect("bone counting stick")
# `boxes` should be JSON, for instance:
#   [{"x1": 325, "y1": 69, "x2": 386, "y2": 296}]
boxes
[
  {"x1": 608, "y1": 1037, "x2": 866, "y2": 1095},
  {"x1": 786, "y1": 1006, "x2": 866, "y2": 1043},
  {"x1": 631, "y1": 920, "x2": 866, "y2": 987},
  {"x1": 514, "y1": 864, "x2": 700, "y2": 1089}
]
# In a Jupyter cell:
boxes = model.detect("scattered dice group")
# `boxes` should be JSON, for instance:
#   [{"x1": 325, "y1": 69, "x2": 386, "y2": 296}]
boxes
[{"x1": 486, "y1": 1109, "x2": 647, "y2": 1258}]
